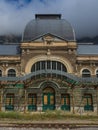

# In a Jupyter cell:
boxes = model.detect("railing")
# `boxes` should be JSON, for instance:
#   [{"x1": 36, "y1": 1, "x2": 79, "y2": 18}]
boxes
[{"x1": 0, "y1": 69, "x2": 98, "y2": 84}]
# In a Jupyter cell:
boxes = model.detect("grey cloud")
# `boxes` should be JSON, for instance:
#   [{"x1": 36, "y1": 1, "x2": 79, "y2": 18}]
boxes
[{"x1": 0, "y1": 0, "x2": 98, "y2": 38}]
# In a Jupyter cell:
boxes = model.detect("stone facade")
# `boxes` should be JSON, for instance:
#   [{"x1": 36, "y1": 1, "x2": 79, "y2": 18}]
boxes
[{"x1": 0, "y1": 14, "x2": 98, "y2": 114}]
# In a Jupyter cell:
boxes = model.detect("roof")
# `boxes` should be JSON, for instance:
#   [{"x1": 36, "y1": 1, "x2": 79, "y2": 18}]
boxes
[
  {"x1": 23, "y1": 19, "x2": 75, "y2": 42},
  {"x1": 77, "y1": 44, "x2": 98, "y2": 55},
  {"x1": 35, "y1": 14, "x2": 61, "y2": 19},
  {"x1": 0, "y1": 44, "x2": 20, "y2": 55}
]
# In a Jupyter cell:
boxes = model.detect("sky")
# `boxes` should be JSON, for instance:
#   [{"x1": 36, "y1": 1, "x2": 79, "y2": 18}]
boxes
[{"x1": 0, "y1": 0, "x2": 98, "y2": 38}]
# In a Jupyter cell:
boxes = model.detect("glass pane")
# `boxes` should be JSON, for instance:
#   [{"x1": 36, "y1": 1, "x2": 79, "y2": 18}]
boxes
[
  {"x1": 50, "y1": 95, "x2": 54, "y2": 105},
  {"x1": 66, "y1": 97, "x2": 70, "y2": 105},
  {"x1": 36, "y1": 62, "x2": 40, "y2": 70},
  {"x1": 28, "y1": 94, "x2": 37, "y2": 105},
  {"x1": 82, "y1": 69, "x2": 91, "y2": 77},
  {"x1": 62, "y1": 64, "x2": 67, "y2": 72},
  {"x1": 6, "y1": 96, "x2": 14, "y2": 105},
  {"x1": 8, "y1": 69, "x2": 16, "y2": 77},
  {"x1": 88, "y1": 98, "x2": 92, "y2": 105},
  {"x1": 42, "y1": 61, "x2": 45, "y2": 70},
  {"x1": 31, "y1": 64, "x2": 35, "y2": 72},
  {"x1": 47, "y1": 61, "x2": 51, "y2": 69},
  {"x1": 44, "y1": 95, "x2": 48, "y2": 105},
  {"x1": 61, "y1": 98, "x2": 64, "y2": 105},
  {"x1": 28, "y1": 98, "x2": 32, "y2": 105},
  {"x1": 57, "y1": 62, "x2": 61, "y2": 70},
  {"x1": 33, "y1": 98, "x2": 36, "y2": 105},
  {"x1": 43, "y1": 87, "x2": 54, "y2": 93},
  {"x1": 52, "y1": 61, "x2": 56, "y2": 70},
  {"x1": 96, "y1": 70, "x2": 98, "y2": 77},
  {"x1": 0, "y1": 70, "x2": 2, "y2": 77},
  {"x1": 84, "y1": 94, "x2": 92, "y2": 105}
]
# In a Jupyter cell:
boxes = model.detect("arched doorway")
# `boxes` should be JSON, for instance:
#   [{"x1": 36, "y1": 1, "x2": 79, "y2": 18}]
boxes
[{"x1": 42, "y1": 87, "x2": 55, "y2": 111}]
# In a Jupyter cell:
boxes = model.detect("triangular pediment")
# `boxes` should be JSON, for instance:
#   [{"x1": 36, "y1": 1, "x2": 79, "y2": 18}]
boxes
[{"x1": 31, "y1": 33, "x2": 67, "y2": 42}]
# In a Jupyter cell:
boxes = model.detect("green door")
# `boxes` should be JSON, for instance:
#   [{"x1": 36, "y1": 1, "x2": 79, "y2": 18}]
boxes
[{"x1": 43, "y1": 93, "x2": 55, "y2": 111}]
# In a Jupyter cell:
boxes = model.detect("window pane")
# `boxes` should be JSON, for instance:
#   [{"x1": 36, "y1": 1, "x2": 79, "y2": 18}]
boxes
[
  {"x1": 42, "y1": 61, "x2": 45, "y2": 70},
  {"x1": 52, "y1": 61, "x2": 56, "y2": 70},
  {"x1": 61, "y1": 94, "x2": 70, "y2": 105},
  {"x1": 0, "y1": 70, "x2": 2, "y2": 77},
  {"x1": 8, "y1": 69, "x2": 16, "y2": 77},
  {"x1": 47, "y1": 61, "x2": 51, "y2": 69},
  {"x1": 36, "y1": 62, "x2": 40, "y2": 71},
  {"x1": 57, "y1": 62, "x2": 61, "y2": 70},
  {"x1": 62, "y1": 64, "x2": 67, "y2": 72},
  {"x1": 84, "y1": 94, "x2": 92, "y2": 105},
  {"x1": 31, "y1": 64, "x2": 35, "y2": 72},
  {"x1": 50, "y1": 95, "x2": 54, "y2": 105},
  {"x1": 31, "y1": 61, "x2": 67, "y2": 73},
  {"x1": 6, "y1": 94, "x2": 14, "y2": 105},
  {"x1": 82, "y1": 69, "x2": 91, "y2": 77},
  {"x1": 44, "y1": 95, "x2": 48, "y2": 105},
  {"x1": 96, "y1": 70, "x2": 98, "y2": 77},
  {"x1": 28, "y1": 94, "x2": 37, "y2": 105}
]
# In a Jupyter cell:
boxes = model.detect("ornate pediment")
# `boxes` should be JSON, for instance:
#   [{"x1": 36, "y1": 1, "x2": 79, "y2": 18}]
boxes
[{"x1": 33, "y1": 33, "x2": 66, "y2": 42}]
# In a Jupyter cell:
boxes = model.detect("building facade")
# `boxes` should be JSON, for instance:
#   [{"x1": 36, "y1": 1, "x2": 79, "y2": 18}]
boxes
[{"x1": 0, "y1": 14, "x2": 98, "y2": 114}]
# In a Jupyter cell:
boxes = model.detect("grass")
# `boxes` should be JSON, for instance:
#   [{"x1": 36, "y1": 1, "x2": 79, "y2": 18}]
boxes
[{"x1": 0, "y1": 110, "x2": 98, "y2": 122}]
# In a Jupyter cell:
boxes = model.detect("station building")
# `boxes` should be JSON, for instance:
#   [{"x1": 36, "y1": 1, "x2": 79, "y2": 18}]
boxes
[{"x1": 0, "y1": 14, "x2": 98, "y2": 113}]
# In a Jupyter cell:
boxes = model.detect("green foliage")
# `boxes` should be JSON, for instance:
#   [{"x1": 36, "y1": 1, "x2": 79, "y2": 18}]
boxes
[{"x1": 0, "y1": 111, "x2": 98, "y2": 121}]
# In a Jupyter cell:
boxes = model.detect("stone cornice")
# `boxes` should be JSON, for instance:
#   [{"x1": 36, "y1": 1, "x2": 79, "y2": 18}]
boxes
[
  {"x1": 0, "y1": 56, "x2": 20, "y2": 61},
  {"x1": 77, "y1": 55, "x2": 98, "y2": 61}
]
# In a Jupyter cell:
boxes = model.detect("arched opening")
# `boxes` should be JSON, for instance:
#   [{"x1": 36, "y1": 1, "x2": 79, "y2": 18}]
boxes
[
  {"x1": 82, "y1": 69, "x2": 91, "y2": 77},
  {"x1": 31, "y1": 60, "x2": 67, "y2": 79},
  {"x1": 8, "y1": 69, "x2": 16, "y2": 77},
  {"x1": 31, "y1": 60, "x2": 67, "y2": 72},
  {"x1": 42, "y1": 87, "x2": 55, "y2": 111}
]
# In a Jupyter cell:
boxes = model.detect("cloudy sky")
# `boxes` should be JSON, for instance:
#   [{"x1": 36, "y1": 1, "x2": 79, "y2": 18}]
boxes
[{"x1": 0, "y1": 0, "x2": 98, "y2": 38}]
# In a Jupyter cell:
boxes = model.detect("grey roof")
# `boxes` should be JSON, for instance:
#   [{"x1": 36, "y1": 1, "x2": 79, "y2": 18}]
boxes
[
  {"x1": 0, "y1": 44, "x2": 20, "y2": 55},
  {"x1": 77, "y1": 45, "x2": 98, "y2": 55},
  {"x1": 23, "y1": 19, "x2": 75, "y2": 42}
]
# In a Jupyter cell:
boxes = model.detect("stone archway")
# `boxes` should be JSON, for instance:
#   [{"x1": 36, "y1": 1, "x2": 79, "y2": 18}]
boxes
[
  {"x1": 25, "y1": 55, "x2": 73, "y2": 74},
  {"x1": 39, "y1": 81, "x2": 59, "y2": 111}
]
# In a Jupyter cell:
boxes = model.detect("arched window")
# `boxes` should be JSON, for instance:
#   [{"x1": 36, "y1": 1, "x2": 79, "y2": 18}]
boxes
[
  {"x1": 0, "y1": 70, "x2": 2, "y2": 77},
  {"x1": 31, "y1": 61, "x2": 67, "y2": 72},
  {"x1": 96, "y1": 70, "x2": 98, "y2": 77},
  {"x1": 82, "y1": 69, "x2": 91, "y2": 77},
  {"x1": 8, "y1": 69, "x2": 16, "y2": 77}
]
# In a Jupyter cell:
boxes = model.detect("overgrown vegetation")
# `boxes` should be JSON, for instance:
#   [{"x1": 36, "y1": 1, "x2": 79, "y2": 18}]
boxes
[{"x1": 0, "y1": 110, "x2": 98, "y2": 121}]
